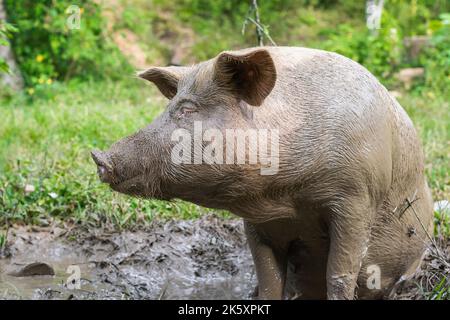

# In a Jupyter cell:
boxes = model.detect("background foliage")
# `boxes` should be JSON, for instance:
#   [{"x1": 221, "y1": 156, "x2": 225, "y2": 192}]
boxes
[
  {"x1": 0, "y1": 19, "x2": 17, "y2": 74},
  {"x1": 3, "y1": 0, "x2": 131, "y2": 88}
]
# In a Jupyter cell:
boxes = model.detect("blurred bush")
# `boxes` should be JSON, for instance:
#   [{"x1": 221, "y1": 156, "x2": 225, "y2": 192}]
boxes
[
  {"x1": 3, "y1": 0, "x2": 449, "y2": 95},
  {"x1": 0, "y1": 19, "x2": 17, "y2": 74},
  {"x1": 321, "y1": 16, "x2": 402, "y2": 84},
  {"x1": 419, "y1": 13, "x2": 450, "y2": 95},
  {"x1": 4, "y1": 0, "x2": 131, "y2": 87},
  {"x1": 150, "y1": 0, "x2": 448, "y2": 91}
]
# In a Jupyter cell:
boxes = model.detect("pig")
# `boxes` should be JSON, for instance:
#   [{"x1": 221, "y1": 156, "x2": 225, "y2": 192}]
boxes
[{"x1": 91, "y1": 46, "x2": 434, "y2": 299}]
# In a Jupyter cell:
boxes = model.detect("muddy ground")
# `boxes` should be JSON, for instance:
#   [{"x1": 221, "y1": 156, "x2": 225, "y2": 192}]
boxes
[
  {"x1": 0, "y1": 214, "x2": 448, "y2": 300},
  {"x1": 0, "y1": 215, "x2": 255, "y2": 300}
]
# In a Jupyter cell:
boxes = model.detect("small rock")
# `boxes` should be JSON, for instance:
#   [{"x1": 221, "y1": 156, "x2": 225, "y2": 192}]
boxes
[
  {"x1": 395, "y1": 68, "x2": 425, "y2": 89},
  {"x1": 48, "y1": 192, "x2": 58, "y2": 199},
  {"x1": 8, "y1": 262, "x2": 55, "y2": 277},
  {"x1": 24, "y1": 184, "x2": 35, "y2": 194}
]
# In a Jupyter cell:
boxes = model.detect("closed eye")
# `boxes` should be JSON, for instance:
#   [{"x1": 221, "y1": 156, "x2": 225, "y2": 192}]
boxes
[
  {"x1": 180, "y1": 106, "x2": 197, "y2": 114},
  {"x1": 177, "y1": 99, "x2": 199, "y2": 118}
]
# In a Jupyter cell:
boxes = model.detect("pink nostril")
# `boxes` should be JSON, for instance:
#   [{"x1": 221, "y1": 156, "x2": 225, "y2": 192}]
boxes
[
  {"x1": 91, "y1": 150, "x2": 113, "y2": 183},
  {"x1": 98, "y1": 165, "x2": 106, "y2": 177},
  {"x1": 96, "y1": 164, "x2": 112, "y2": 183},
  {"x1": 97, "y1": 165, "x2": 111, "y2": 183}
]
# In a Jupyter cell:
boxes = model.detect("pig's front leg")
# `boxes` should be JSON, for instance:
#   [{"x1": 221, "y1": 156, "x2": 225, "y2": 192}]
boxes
[
  {"x1": 326, "y1": 198, "x2": 374, "y2": 300},
  {"x1": 244, "y1": 221, "x2": 288, "y2": 300}
]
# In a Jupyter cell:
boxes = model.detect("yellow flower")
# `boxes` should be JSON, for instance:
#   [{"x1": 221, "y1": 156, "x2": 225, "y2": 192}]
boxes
[
  {"x1": 27, "y1": 88, "x2": 35, "y2": 95},
  {"x1": 36, "y1": 55, "x2": 44, "y2": 63},
  {"x1": 80, "y1": 8, "x2": 84, "y2": 14},
  {"x1": 46, "y1": 79, "x2": 52, "y2": 85},
  {"x1": 38, "y1": 78, "x2": 44, "y2": 84}
]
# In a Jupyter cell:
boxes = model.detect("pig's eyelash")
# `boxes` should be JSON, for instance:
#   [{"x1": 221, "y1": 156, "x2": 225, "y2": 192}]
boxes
[
  {"x1": 174, "y1": 103, "x2": 198, "y2": 120},
  {"x1": 177, "y1": 99, "x2": 199, "y2": 115},
  {"x1": 177, "y1": 98, "x2": 199, "y2": 108},
  {"x1": 180, "y1": 105, "x2": 197, "y2": 114}
]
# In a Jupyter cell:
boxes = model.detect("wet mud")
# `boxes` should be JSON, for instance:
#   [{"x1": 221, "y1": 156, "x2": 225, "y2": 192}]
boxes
[
  {"x1": 0, "y1": 215, "x2": 255, "y2": 300},
  {"x1": 1, "y1": 213, "x2": 447, "y2": 300}
]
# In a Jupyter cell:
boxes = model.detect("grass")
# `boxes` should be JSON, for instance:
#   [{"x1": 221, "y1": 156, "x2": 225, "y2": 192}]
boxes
[
  {"x1": 0, "y1": 79, "x2": 229, "y2": 227},
  {"x1": 400, "y1": 91, "x2": 450, "y2": 203},
  {"x1": 429, "y1": 277, "x2": 450, "y2": 300},
  {"x1": 0, "y1": 232, "x2": 6, "y2": 249}
]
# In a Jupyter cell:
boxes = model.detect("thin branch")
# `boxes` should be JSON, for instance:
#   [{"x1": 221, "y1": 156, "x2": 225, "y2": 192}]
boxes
[
  {"x1": 246, "y1": 17, "x2": 277, "y2": 46},
  {"x1": 252, "y1": 0, "x2": 264, "y2": 46},
  {"x1": 242, "y1": 0, "x2": 277, "y2": 47},
  {"x1": 407, "y1": 196, "x2": 450, "y2": 267}
]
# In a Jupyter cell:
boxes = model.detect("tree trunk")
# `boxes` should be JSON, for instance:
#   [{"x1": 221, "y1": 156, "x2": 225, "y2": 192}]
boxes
[{"x1": 0, "y1": 0, "x2": 23, "y2": 91}]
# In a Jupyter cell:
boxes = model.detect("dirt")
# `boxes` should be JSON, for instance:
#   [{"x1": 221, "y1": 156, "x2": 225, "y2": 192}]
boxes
[
  {"x1": 0, "y1": 215, "x2": 255, "y2": 300},
  {"x1": 0, "y1": 213, "x2": 448, "y2": 300},
  {"x1": 94, "y1": 0, "x2": 196, "y2": 68}
]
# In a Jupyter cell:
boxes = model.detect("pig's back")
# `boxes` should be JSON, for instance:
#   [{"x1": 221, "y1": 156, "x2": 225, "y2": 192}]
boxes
[
  {"x1": 263, "y1": 47, "x2": 433, "y2": 298},
  {"x1": 258, "y1": 47, "x2": 397, "y2": 195}
]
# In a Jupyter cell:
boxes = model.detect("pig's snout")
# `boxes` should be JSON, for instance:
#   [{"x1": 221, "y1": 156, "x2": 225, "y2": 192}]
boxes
[{"x1": 91, "y1": 150, "x2": 114, "y2": 184}]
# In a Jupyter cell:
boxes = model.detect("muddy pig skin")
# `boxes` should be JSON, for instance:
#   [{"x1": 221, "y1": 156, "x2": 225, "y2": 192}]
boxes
[{"x1": 91, "y1": 47, "x2": 433, "y2": 300}]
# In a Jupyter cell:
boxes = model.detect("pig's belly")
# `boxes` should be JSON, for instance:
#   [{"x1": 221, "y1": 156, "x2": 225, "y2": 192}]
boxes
[
  {"x1": 284, "y1": 237, "x2": 329, "y2": 299},
  {"x1": 284, "y1": 236, "x2": 394, "y2": 300}
]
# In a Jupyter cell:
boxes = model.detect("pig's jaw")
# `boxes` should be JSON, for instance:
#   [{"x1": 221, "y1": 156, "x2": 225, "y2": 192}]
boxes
[{"x1": 108, "y1": 173, "x2": 165, "y2": 199}]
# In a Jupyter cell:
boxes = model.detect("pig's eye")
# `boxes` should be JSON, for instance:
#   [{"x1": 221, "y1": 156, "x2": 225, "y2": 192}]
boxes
[{"x1": 179, "y1": 105, "x2": 197, "y2": 117}]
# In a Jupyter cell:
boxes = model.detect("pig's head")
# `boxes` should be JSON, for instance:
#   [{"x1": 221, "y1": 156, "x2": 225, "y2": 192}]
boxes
[{"x1": 91, "y1": 48, "x2": 277, "y2": 207}]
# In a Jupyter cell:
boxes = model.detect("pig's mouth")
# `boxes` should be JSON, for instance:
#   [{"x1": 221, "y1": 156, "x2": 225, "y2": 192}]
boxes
[{"x1": 110, "y1": 175, "x2": 144, "y2": 195}]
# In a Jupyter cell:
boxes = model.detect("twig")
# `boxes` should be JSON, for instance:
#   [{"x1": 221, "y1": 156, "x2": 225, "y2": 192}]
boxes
[
  {"x1": 407, "y1": 197, "x2": 450, "y2": 267},
  {"x1": 242, "y1": 0, "x2": 277, "y2": 47},
  {"x1": 252, "y1": 0, "x2": 264, "y2": 46},
  {"x1": 246, "y1": 17, "x2": 277, "y2": 46}
]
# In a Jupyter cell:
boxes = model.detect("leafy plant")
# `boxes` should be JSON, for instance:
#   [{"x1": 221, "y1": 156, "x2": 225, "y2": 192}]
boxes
[
  {"x1": 0, "y1": 19, "x2": 17, "y2": 74},
  {"x1": 4, "y1": 0, "x2": 131, "y2": 87},
  {"x1": 320, "y1": 10, "x2": 403, "y2": 84},
  {"x1": 419, "y1": 13, "x2": 450, "y2": 95},
  {"x1": 0, "y1": 231, "x2": 7, "y2": 249}
]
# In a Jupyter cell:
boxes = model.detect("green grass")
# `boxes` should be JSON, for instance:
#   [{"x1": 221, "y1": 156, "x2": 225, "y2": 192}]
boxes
[
  {"x1": 400, "y1": 91, "x2": 450, "y2": 203},
  {"x1": 428, "y1": 276, "x2": 450, "y2": 300},
  {"x1": 0, "y1": 232, "x2": 6, "y2": 249},
  {"x1": 0, "y1": 79, "x2": 228, "y2": 227}
]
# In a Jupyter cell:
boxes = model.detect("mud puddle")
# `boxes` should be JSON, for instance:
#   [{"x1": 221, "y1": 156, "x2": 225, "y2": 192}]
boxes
[
  {"x1": 2, "y1": 213, "x2": 447, "y2": 300},
  {"x1": 0, "y1": 215, "x2": 255, "y2": 300}
]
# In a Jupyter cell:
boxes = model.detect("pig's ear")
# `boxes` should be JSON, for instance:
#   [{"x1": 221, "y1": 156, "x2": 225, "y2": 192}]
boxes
[
  {"x1": 137, "y1": 66, "x2": 187, "y2": 99},
  {"x1": 215, "y1": 49, "x2": 276, "y2": 106}
]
